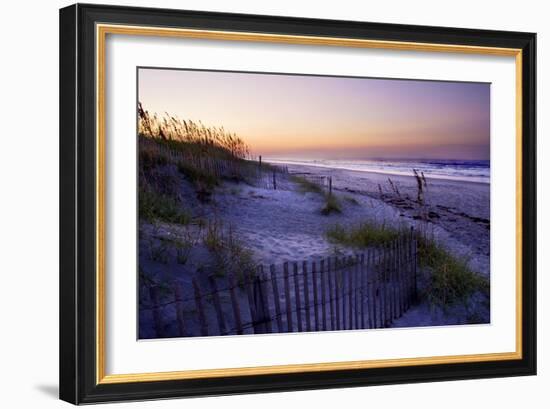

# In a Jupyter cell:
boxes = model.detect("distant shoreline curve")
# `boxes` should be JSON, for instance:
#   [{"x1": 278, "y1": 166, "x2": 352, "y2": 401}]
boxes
[{"x1": 261, "y1": 158, "x2": 490, "y2": 185}]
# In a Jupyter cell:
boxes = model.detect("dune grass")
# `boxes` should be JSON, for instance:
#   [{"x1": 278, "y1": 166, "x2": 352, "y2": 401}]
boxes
[
  {"x1": 291, "y1": 175, "x2": 324, "y2": 194},
  {"x1": 176, "y1": 160, "x2": 219, "y2": 189},
  {"x1": 320, "y1": 194, "x2": 342, "y2": 215},
  {"x1": 418, "y1": 237, "x2": 489, "y2": 306},
  {"x1": 138, "y1": 103, "x2": 259, "y2": 194},
  {"x1": 200, "y1": 220, "x2": 256, "y2": 280},
  {"x1": 138, "y1": 102, "x2": 250, "y2": 159},
  {"x1": 326, "y1": 221, "x2": 402, "y2": 247},
  {"x1": 291, "y1": 175, "x2": 342, "y2": 215},
  {"x1": 139, "y1": 188, "x2": 191, "y2": 225},
  {"x1": 325, "y1": 221, "x2": 488, "y2": 306}
]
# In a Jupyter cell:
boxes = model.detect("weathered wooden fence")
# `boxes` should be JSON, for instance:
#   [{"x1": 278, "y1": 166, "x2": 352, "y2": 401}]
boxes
[
  {"x1": 290, "y1": 172, "x2": 333, "y2": 195},
  {"x1": 140, "y1": 230, "x2": 418, "y2": 339}
]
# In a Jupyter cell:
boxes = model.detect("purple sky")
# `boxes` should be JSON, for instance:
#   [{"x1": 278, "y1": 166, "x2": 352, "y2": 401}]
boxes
[{"x1": 138, "y1": 68, "x2": 490, "y2": 160}]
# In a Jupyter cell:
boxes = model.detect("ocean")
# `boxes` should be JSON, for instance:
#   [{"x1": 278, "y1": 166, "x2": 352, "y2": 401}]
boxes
[{"x1": 264, "y1": 158, "x2": 490, "y2": 184}]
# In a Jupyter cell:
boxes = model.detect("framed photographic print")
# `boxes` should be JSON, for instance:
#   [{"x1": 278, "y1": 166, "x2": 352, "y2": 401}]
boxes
[{"x1": 59, "y1": 3, "x2": 536, "y2": 404}]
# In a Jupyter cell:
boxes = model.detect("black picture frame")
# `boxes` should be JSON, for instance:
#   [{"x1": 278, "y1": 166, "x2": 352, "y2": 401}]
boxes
[{"x1": 60, "y1": 3, "x2": 536, "y2": 404}]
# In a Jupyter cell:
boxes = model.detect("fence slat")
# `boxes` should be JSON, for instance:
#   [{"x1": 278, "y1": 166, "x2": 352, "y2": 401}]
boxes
[
  {"x1": 334, "y1": 258, "x2": 341, "y2": 331},
  {"x1": 410, "y1": 230, "x2": 415, "y2": 306},
  {"x1": 341, "y1": 258, "x2": 347, "y2": 330},
  {"x1": 293, "y1": 262, "x2": 303, "y2": 332},
  {"x1": 303, "y1": 261, "x2": 312, "y2": 332},
  {"x1": 245, "y1": 274, "x2": 257, "y2": 334},
  {"x1": 259, "y1": 268, "x2": 273, "y2": 333},
  {"x1": 228, "y1": 273, "x2": 243, "y2": 335},
  {"x1": 355, "y1": 255, "x2": 360, "y2": 329},
  {"x1": 320, "y1": 259, "x2": 327, "y2": 331},
  {"x1": 209, "y1": 275, "x2": 227, "y2": 335},
  {"x1": 391, "y1": 240, "x2": 397, "y2": 320},
  {"x1": 384, "y1": 243, "x2": 390, "y2": 327},
  {"x1": 408, "y1": 230, "x2": 413, "y2": 308},
  {"x1": 413, "y1": 228, "x2": 418, "y2": 302},
  {"x1": 270, "y1": 264, "x2": 283, "y2": 333},
  {"x1": 142, "y1": 227, "x2": 421, "y2": 337},
  {"x1": 376, "y1": 248, "x2": 383, "y2": 328},
  {"x1": 312, "y1": 261, "x2": 320, "y2": 331},
  {"x1": 174, "y1": 282, "x2": 186, "y2": 337},
  {"x1": 398, "y1": 236, "x2": 404, "y2": 317},
  {"x1": 328, "y1": 258, "x2": 335, "y2": 330},
  {"x1": 406, "y1": 233, "x2": 412, "y2": 310},
  {"x1": 380, "y1": 247, "x2": 385, "y2": 328},
  {"x1": 192, "y1": 278, "x2": 208, "y2": 336},
  {"x1": 253, "y1": 275, "x2": 267, "y2": 334},
  {"x1": 367, "y1": 250, "x2": 374, "y2": 329},
  {"x1": 390, "y1": 241, "x2": 396, "y2": 321},
  {"x1": 283, "y1": 262, "x2": 293, "y2": 332},
  {"x1": 348, "y1": 256, "x2": 353, "y2": 330}
]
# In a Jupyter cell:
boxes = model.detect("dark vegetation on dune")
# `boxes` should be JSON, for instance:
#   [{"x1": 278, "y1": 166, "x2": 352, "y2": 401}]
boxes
[
  {"x1": 138, "y1": 102, "x2": 254, "y2": 220},
  {"x1": 138, "y1": 103, "x2": 259, "y2": 280}
]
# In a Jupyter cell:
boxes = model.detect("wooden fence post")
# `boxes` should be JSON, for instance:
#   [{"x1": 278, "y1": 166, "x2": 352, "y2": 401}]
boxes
[
  {"x1": 149, "y1": 285, "x2": 163, "y2": 338},
  {"x1": 270, "y1": 264, "x2": 283, "y2": 333},
  {"x1": 412, "y1": 227, "x2": 418, "y2": 302},
  {"x1": 283, "y1": 262, "x2": 293, "y2": 332},
  {"x1": 387, "y1": 242, "x2": 393, "y2": 326},
  {"x1": 320, "y1": 259, "x2": 327, "y2": 331},
  {"x1": 245, "y1": 273, "x2": 257, "y2": 334},
  {"x1": 377, "y1": 248, "x2": 384, "y2": 328},
  {"x1": 388, "y1": 242, "x2": 394, "y2": 321},
  {"x1": 408, "y1": 228, "x2": 414, "y2": 307},
  {"x1": 303, "y1": 261, "x2": 312, "y2": 332},
  {"x1": 391, "y1": 240, "x2": 397, "y2": 320},
  {"x1": 381, "y1": 246, "x2": 386, "y2": 327},
  {"x1": 355, "y1": 255, "x2": 360, "y2": 329},
  {"x1": 395, "y1": 236, "x2": 402, "y2": 318},
  {"x1": 192, "y1": 278, "x2": 208, "y2": 336},
  {"x1": 334, "y1": 258, "x2": 341, "y2": 330},
  {"x1": 328, "y1": 258, "x2": 335, "y2": 330},
  {"x1": 398, "y1": 235, "x2": 405, "y2": 316},
  {"x1": 367, "y1": 250, "x2": 375, "y2": 329},
  {"x1": 260, "y1": 269, "x2": 273, "y2": 333},
  {"x1": 360, "y1": 254, "x2": 365, "y2": 329},
  {"x1": 228, "y1": 273, "x2": 243, "y2": 335},
  {"x1": 388, "y1": 241, "x2": 393, "y2": 321},
  {"x1": 328, "y1": 176, "x2": 333, "y2": 196},
  {"x1": 253, "y1": 273, "x2": 271, "y2": 334},
  {"x1": 174, "y1": 281, "x2": 187, "y2": 337},
  {"x1": 209, "y1": 275, "x2": 227, "y2": 335},
  {"x1": 312, "y1": 261, "x2": 320, "y2": 331},
  {"x1": 272, "y1": 171, "x2": 277, "y2": 190},
  {"x1": 405, "y1": 231, "x2": 412, "y2": 309},
  {"x1": 293, "y1": 262, "x2": 303, "y2": 332},
  {"x1": 348, "y1": 256, "x2": 353, "y2": 330},
  {"x1": 340, "y1": 258, "x2": 347, "y2": 330}
]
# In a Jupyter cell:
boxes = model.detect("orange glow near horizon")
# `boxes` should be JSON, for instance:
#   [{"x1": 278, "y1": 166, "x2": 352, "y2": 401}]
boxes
[{"x1": 138, "y1": 68, "x2": 490, "y2": 160}]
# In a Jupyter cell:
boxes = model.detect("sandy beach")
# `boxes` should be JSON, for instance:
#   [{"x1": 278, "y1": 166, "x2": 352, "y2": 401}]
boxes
[
  {"x1": 139, "y1": 159, "x2": 490, "y2": 337},
  {"x1": 280, "y1": 162, "x2": 490, "y2": 275},
  {"x1": 173, "y1": 161, "x2": 490, "y2": 277}
]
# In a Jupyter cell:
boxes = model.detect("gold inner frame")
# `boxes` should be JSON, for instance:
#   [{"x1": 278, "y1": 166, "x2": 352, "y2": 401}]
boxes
[{"x1": 96, "y1": 23, "x2": 523, "y2": 385}]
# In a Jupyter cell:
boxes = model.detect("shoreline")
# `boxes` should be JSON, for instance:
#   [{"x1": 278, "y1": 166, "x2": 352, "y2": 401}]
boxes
[{"x1": 262, "y1": 158, "x2": 490, "y2": 185}]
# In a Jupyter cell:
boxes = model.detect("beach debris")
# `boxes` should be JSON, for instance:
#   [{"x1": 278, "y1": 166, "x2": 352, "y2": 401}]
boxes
[
  {"x1": 413, "y1": 169, "x2": 424, "y2": 205},
  {"x1": 387, "y1": 177, "x2": 401, "y2": 198}
]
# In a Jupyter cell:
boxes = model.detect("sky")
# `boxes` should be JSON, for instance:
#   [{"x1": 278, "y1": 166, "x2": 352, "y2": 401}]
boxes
[{"x1": 138, "y1": 68, "x2": 490, "y2": 161}]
